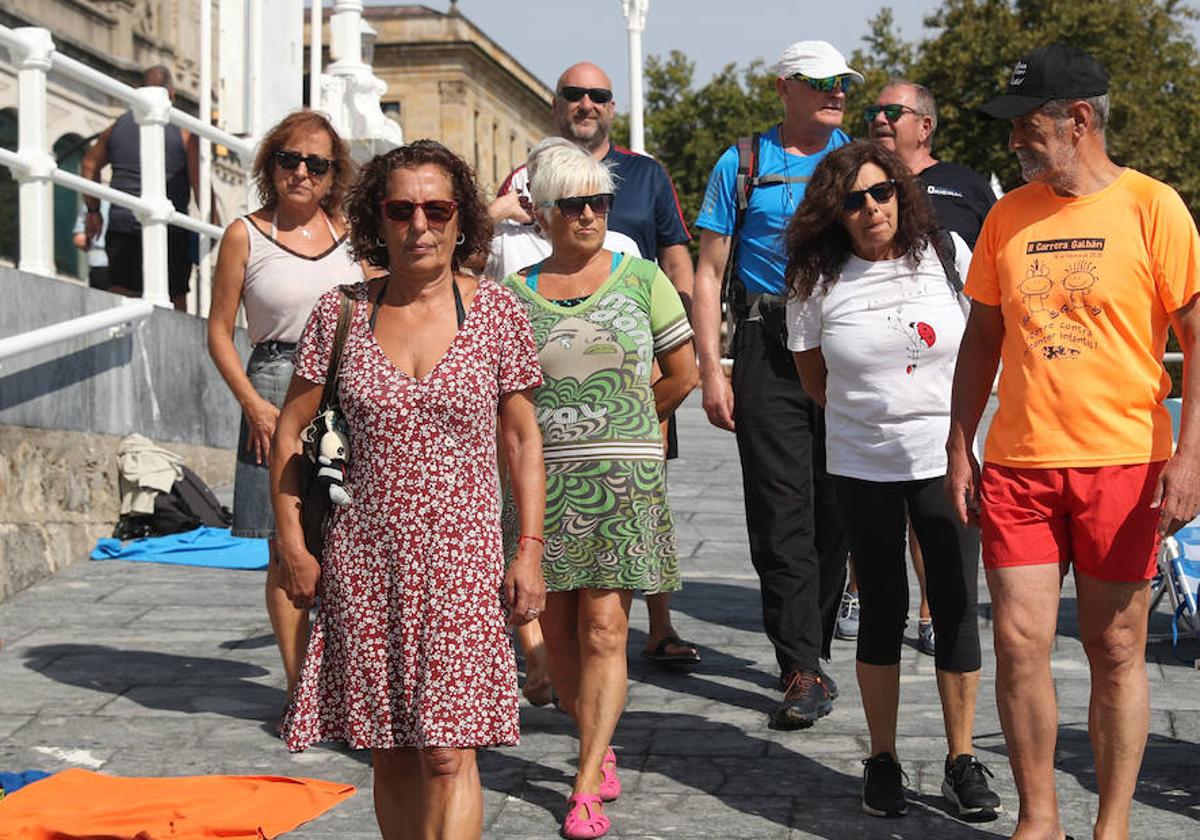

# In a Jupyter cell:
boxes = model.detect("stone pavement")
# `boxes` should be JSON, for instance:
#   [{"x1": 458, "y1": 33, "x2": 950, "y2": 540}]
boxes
[{"x1": 1, "y1": 401, "x2": 1198, "y2": 838}]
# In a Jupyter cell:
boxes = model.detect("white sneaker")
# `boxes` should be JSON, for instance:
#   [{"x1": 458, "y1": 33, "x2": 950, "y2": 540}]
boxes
[{"x1": 836, "y1": 590, "x2": 860, "y2": 641}]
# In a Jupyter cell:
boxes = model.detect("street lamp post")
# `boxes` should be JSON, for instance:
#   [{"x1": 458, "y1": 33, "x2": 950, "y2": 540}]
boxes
[{"x1": 621, "y1": 0, "x2": 648, "y2": 154}]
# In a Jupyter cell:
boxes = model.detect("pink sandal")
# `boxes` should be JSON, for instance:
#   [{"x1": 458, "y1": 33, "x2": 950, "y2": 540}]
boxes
[
  {"x1": 599, "y1": 746, "x2": 621, "y2": 802},
  {"x1": 562, "y1": 793, "x2": 609, "y2": 839}
]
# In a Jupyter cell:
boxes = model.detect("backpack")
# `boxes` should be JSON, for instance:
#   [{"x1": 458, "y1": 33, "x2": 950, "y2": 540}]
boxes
[
  {"x1": 719, "y1": 132, "x2": 819, "y2": 353},
  {"x1": 112, "y1": 465, "x2": 232, "y2": 540},
  {"x1": 719, "y1": 135, "x2": 972, "y2": 348}
]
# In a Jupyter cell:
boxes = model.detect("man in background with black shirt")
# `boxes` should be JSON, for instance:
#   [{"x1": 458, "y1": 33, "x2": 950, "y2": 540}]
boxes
[{"x1": 867, "y1": 79, "x2": 996, "y2": 247}]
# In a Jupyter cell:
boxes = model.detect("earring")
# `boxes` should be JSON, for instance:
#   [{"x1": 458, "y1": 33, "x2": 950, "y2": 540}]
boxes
[
  {"x1": 375, "y1": 237, "x2": 386, "y2": 247},
  {"x1": 455, "y1": 233, "x2": 465, "y2": 245}
]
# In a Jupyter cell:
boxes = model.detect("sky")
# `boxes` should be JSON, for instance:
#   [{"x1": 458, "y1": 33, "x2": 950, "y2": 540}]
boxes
[{"x1": 368, "y1": 0, "x2": 944, "y2": 104}]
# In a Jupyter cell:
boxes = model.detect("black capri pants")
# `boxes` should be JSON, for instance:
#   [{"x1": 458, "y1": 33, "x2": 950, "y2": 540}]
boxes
[{"x1": 833, "y1": 474, "x2": 981, "y2": 673}]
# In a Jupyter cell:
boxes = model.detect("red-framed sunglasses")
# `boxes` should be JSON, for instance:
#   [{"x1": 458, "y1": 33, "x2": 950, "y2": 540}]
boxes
[{"x1": 379, "y1": 199, "x2": 459, "y2": 225}]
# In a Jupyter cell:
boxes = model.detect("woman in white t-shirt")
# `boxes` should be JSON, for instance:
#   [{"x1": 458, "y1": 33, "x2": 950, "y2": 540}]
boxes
[{"x1": 783, "y1": 141, "x2": 999, "y2": 822}]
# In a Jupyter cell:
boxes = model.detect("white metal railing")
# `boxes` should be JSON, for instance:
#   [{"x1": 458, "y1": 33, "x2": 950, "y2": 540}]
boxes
[
  {"x1": 0, "y1": 23, "x2": 253, "y2": 310},
  {"x1": 0, "y1": 300, "x2": 153, "y2": 371}
]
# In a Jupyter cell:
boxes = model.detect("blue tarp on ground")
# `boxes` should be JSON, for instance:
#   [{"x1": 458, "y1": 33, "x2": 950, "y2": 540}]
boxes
[{"x1": 90, "y1": 527, "x2": 268, "y2": 570}]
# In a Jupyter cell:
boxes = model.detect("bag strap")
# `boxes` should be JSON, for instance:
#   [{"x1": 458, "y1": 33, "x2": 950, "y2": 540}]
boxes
[
  {"x1": 720, "y1": 132, "x2": 761, "y2": 325},
  {"x1": 933, "y1": 229, "x2": 972, "y2": 319},
  {"x1": 318, "y1": 288, "x2": 354, "y2": 412},
  {"x1": 935, "y1": 229, "x2": 962, "y2": 293},
  {"x1": 452, "y1": 278, "x2": 466, "y2": 327}
]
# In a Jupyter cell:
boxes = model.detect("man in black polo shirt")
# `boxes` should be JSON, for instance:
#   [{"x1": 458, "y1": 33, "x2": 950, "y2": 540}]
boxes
[
  {"x1": 495, "y1": 61, "x2": 699, "y2": 669},
  {"x1": 867, "y1": 79, "x2": 996, "y2": 248}
]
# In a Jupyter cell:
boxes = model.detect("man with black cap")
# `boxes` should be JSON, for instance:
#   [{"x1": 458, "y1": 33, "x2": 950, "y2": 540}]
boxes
[
  {"x1": 692, "y1": 40, "x2": 855, "y2": 730},
  {"x1": 947, "y1": 44, "x2": 1200, "y2": 839}
]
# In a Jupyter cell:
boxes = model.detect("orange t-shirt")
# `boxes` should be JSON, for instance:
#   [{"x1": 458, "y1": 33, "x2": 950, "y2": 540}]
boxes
[{"x1": 965, "y1": 169, "x2": 1200, "y2": 468}]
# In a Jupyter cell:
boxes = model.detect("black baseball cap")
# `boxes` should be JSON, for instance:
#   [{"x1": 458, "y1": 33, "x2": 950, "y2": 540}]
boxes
[{"x1": 979, "y1": 44, "x2": 1109, "y2": 120}]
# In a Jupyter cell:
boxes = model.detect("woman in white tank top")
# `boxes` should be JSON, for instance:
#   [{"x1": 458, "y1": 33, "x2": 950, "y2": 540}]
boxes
[{"x1": 207, "y1": 111, "x2": 364, "y2": 703}]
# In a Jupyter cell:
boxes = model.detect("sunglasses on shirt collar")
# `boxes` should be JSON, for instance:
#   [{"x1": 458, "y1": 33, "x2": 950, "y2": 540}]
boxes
[
  {"x1": 558, "y1": 86, "x2": 614, "y2": 104},
  {"x1": 273, "y1": 150, "x2": 334, "y2": 177},
  {"x1": 788, "y1": 73, "x2": 855, "y2": 93},
  {"x1": 843, "y1": 180, "x2": 897, "y2": 212}
]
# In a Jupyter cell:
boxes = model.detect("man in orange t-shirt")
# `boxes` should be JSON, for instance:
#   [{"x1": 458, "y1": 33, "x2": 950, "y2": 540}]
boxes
[{"x1": 946, "y1": 44, "x2": 1200, "y2": 840}]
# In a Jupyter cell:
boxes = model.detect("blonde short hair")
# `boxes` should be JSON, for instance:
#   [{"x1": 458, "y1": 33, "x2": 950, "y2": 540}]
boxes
[{"x1": 529, "y1": 139, "x2": 615, "y2": 212}]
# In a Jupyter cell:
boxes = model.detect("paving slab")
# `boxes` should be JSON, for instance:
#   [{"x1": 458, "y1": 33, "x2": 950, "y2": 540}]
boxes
[{"x1": 1, "y1": 401, "x2": 1198, "y2": 837}]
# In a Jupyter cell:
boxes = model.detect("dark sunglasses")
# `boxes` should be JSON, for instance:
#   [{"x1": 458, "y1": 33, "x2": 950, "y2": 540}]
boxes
[
  {"x1": 864, "y1": 104, "x2": 922, "y2": 123},
  {"x1": 274, "y1": 150, "x2": 334, "y2": 176},
  {"x1": 558, "y1": 86, "x2": 614, "y2": 104},
  {"x1": 379, "y1": 199, "x2": 459, "y2": 225},
  {"x1": 788, "y1": 73, "x2": 855, "y2": 93},
  {"x1": 553, "y1": 193, "x2": 614, "y2": 218},
  {"x1": 843, "y1": 180, "x2": 897, "y2": 212}
]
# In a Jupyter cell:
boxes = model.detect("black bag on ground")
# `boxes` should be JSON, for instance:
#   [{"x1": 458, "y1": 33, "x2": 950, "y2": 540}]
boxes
[{"x1": 112, "y1": 465, "x2": 232, "y2": 539}]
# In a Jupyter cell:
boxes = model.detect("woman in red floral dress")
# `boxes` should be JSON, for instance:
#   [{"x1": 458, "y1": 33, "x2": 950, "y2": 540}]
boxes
[{"x1": 270, "y1": 141, "x2": 546, "y2": 840}]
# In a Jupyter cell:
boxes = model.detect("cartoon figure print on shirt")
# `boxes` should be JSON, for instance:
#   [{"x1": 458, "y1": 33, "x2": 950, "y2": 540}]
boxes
[
  {"x1": 887, "y1": 315, "x2": 937, "y2": 374},
  {"x1": 1019, "y1": 237, "x2": 1106, "y2": 361}
]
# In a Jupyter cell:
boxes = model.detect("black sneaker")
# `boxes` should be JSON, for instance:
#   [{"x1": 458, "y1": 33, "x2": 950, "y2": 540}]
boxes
[
  {"x1": 769, "y1": 669, "x2": 833, "y2": 730},
  {"x1": 819, "y1": 665, "x2": 838, "y2": 700},
  {"x1": 942, "y1": 754, "x2": 1002, "y2": 821},
  {"x1": 779, "y1": 665, "x2": 839, "y2": 700},
  {"x1": 862, "y1": 752, "x2": 907, "y2": 817}
]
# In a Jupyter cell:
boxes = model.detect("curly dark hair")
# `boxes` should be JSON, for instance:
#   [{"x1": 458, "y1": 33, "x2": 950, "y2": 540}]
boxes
[
  {"x1": 344, "y1": 140, "x2": 492, "y2": 272},
  {"x1": 784, "y1": 141, "x2": 942, "y2": 301},
  {"x1": 252, "y1": 110, "x2": 353, "y2": 215}
]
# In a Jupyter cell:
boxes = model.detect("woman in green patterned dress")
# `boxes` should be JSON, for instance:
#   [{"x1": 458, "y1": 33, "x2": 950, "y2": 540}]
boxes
[{"x1": 502, "y1": 142, "x2": 698, "y2": 839}]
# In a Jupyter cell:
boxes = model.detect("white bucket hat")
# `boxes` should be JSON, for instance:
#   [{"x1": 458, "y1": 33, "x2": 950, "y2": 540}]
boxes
[{"x1": 773, "y1": 40, "x2": 864, "y2": 82}]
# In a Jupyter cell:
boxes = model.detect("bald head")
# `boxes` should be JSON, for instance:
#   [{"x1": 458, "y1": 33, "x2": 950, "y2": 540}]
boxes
[
  {"x1": 556, "y1": 62, "x2": 612, "y2": 94},
  {"x1": 553, "y1": 62, "x2": 616, "y2": 156}
]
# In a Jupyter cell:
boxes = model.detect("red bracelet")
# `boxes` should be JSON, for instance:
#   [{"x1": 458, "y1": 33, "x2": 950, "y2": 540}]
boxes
[{"x1": 518, "y1": 534, "x2": 545, "y2": 547}]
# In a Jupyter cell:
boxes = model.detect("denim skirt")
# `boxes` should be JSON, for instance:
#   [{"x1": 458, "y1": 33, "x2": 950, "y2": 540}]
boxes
[{"x1": 232, "y1": 341, "x2": 296, "y2": 538}]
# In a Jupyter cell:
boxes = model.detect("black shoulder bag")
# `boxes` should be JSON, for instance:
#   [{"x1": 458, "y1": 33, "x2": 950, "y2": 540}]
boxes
[{"x1": 299, "y1": 288, "x2": 355, "y2": 559}]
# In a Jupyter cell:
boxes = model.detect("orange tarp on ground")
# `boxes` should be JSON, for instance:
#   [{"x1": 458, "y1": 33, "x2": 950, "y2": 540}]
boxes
[{"x1": 0, "y1": 768, "x2": 355, "y2": 839}]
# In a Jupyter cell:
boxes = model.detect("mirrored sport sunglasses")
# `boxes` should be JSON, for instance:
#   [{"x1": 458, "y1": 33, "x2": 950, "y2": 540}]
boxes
[
  {"x1": 558, "y1": 85, "x2": 614, "y2": 104},
  {"x1": 864, "y1": 104, "x2": 922, "y2": 123},
  {"x1": 379, "y1": 199, "x2": 459, "y2": 224},
  {"x1": 552, "y1": 193, "x2": 615, "y2": 218},
  {"x1": 789, "y1": 73, "x2": 855, "y2": 93},
  {"x1": 843, "y1": 180, "x2": 897, "y2": 212},
  {"x1": 273, "y1": 150, "x2": 335, "y2": 176}
]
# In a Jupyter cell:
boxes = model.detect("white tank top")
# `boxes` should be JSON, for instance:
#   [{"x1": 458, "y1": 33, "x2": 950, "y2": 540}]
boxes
[{"x1": 238, "y1": 213, "x2": 364, "y2": 345}]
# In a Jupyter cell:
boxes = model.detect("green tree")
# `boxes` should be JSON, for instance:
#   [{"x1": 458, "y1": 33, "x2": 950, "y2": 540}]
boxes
[
  {"x1": 912, "y1": 0, "x2": 1200, "y2": 210},
  {"x1": 613, "y1": 51, "x2": 780, "y2": 243},
  {"x1": 627, "y1": 0, "x2": 1200, "y2": 233},
  {"x1": 845, "y1": 8, "x2": 917, "y2": 139}
]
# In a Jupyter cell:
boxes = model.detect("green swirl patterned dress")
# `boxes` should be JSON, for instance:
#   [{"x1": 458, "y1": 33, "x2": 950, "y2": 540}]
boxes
[{"x1": 503, "y1": 253, "x2": 693, "y2": 593}]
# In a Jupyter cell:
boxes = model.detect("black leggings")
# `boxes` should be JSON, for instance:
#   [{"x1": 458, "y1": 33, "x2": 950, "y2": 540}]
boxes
[{"x1": 833, "y1": 474, "x2": 981, "y2": 673}]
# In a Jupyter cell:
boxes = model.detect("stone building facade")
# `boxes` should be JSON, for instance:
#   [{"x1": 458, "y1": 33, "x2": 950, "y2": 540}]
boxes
[
  {"x1": 334, "y1": 4, "x2": 555, "y2": 195},
  {"x1": 1, "y1": 1, "x2": 555, "y2": 279},
  {"x1": 0, "y1": 0, "x2": 246, "y2": 280}
]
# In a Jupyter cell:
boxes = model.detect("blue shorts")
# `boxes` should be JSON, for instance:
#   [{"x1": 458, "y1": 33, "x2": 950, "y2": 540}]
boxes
[{"x1": 231, "y1": 342, "x2": 295, "y2": 539}]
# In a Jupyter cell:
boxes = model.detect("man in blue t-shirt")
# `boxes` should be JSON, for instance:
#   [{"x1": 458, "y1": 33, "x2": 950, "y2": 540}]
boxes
[
  {"x1": 494, "y1": 61, "x2": 700, "y2": 672},
  {"x1": 693, "y1": 40, "x2": 856, "y2": 730}
]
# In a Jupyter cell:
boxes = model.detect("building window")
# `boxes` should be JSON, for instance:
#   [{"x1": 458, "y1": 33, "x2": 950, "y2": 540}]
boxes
[
  {"x1": 492, "y1": 121, "x2": 499, "y2": 183},
  {"x1": 382, "y1": 100, "x2": 401, "y2": 127},
  {"x1": 473, "y1": 110, "x2": 481, "y2": 175},
  {"x1": 0, "y1": 109, "x2": 17, "y2": 265},
  {"x1": 54, "y1": 133, "x2": 89, "y2": 280}
]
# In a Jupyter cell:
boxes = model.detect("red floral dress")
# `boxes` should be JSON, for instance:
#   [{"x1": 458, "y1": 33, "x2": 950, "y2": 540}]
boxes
[{"x1": 282, "y1": 278, "x2": 543, "y2": 752}]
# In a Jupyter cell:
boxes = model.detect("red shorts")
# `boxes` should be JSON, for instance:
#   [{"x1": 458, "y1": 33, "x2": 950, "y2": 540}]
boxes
[{"x1": 980, "y1": 462, "x2": 1164, "y2": 582}]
